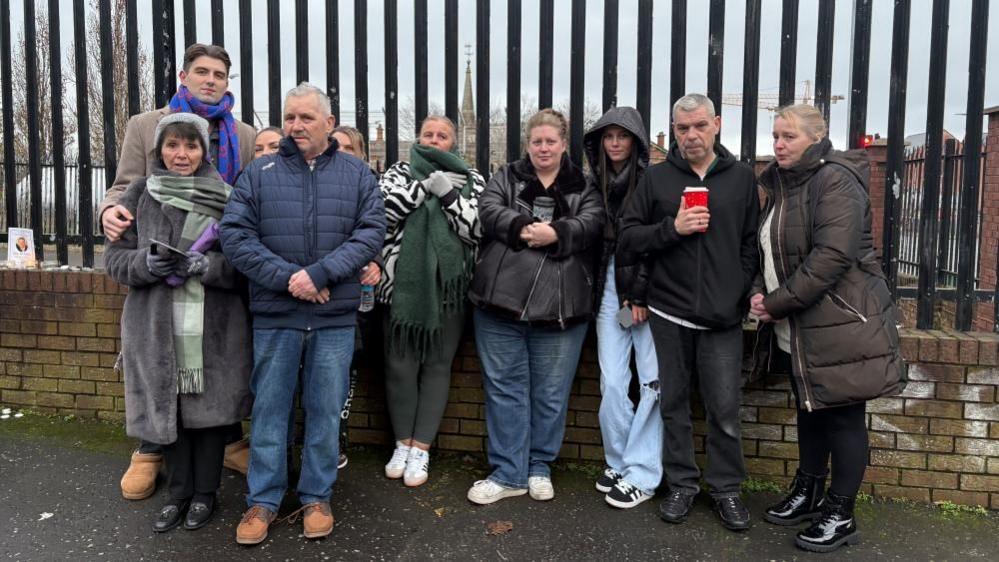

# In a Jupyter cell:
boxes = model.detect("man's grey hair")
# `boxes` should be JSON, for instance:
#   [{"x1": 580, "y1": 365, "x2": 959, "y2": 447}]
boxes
[
  {"x1": 672, "y1": 93, "x2": 716, "y2": 121},
  {"x1": 285, "y1": 82, "x2": 332, "y2": 117}
]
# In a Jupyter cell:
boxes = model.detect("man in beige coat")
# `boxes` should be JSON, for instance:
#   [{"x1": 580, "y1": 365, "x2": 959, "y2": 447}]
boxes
[{"x1": 106, "y1": 43, "x2": 257, "y2": 502}]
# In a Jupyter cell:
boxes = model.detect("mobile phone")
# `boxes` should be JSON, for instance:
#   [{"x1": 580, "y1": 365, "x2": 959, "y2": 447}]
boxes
[
  {"x1": 616, "y1": 306, "x2": 634, "y2": 329},
  {"x1": 149, "y1": 238, "x2": 188, "y2": 258}
]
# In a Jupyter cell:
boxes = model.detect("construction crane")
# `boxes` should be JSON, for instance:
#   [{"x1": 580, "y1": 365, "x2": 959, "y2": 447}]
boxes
[{"x1": 721, "y1": 80, "x2": 844, "y2": 112}]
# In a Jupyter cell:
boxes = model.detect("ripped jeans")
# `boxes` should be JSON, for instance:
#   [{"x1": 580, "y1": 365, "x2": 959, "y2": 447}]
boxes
[{"x1": 596, "y1": 259, "x2": 663, "y2": 494}]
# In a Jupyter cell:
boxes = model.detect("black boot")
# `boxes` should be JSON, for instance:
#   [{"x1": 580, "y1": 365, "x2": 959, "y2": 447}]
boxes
[
  {"x1": 764, "y1": 469, "x2": 826, "y2": 526},
  {"x1": 795, "y1": 491, "x2": 861, "y2": 553}
]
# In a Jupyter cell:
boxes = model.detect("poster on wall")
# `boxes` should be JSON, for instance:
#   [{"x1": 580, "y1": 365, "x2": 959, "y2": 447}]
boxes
[{"x1": 7, "y1": 228, "x2": 36, "y2": 269}]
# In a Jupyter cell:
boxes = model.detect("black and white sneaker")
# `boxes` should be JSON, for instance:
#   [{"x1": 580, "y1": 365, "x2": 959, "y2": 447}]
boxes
[
  {"x1": 595, "y1": 468, "x2": 622, "y2": 493},
  {"x1": 605, "y1": 480, "x2": 653, "y2": 509}
]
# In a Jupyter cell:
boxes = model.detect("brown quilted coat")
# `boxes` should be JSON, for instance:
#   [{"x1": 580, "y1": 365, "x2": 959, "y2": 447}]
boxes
[{"x1": 751, "y1": 138, "x2": 905, "y2": 411}]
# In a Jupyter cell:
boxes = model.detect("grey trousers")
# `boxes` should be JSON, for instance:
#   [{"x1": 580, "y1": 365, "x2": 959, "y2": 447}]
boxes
[{"x1": 383, "y1": 308, "x2": 465, "y2": 444}]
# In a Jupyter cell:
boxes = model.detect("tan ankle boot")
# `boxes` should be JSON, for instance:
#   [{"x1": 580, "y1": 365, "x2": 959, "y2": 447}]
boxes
[
  {"x1": 302, "y1": 502, "x2": 334, "y2": 538},
  {"x1": 120, "y1": 450, "x2": 161, "y2": 500},
  {"x1": 223, "y1": 438, "x2": 250, "y2": 475}
]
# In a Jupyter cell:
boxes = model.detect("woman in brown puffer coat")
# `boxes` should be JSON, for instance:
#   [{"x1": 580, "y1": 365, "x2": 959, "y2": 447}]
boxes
[{"x1": 749, "y1": 104, "x2": 905, "y2": 554}]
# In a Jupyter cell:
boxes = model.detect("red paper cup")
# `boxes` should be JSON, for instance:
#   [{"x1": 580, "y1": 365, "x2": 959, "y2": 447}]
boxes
[{"x1": 683, "y1": 186, "x2": 709, "y2": 209}]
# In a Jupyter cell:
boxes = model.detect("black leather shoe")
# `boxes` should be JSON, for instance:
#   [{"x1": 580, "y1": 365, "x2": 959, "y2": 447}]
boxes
[
  {"x1": 795, "y1": 491, "x2": 861, "y2": 553},
  {"x1": 183, "y1": 499, "x2": 215, "y2": 531},
  {"x1": 713, "y1": 495, "x2": 751, "y2": 531},
  {"x1": 658, "y1": 489, "x2": 696, "y2": 524},
  {"x1": 152, "y1": 500, "x2": 190, "y2": 533},
  {"x1": 765, "y1": 469, "x2": 826, "y2": 526}
]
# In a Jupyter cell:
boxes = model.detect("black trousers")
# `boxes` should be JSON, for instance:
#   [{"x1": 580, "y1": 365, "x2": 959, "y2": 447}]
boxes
[
  {"x1": 649, "y1": 316, "x2": 746, "y2": 497},
  {"x1": 162, "y1": 415, "x2": 228, "y2": 503},
  {"x1": 775, "y1": 349, "x2": 868, "y2": 497}
]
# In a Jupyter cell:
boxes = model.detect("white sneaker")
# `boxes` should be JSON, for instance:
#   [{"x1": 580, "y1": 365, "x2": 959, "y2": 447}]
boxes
[
  {"x1": 403, "y1": 448, "x2": 430, "y2": 487},
  {"x1": 467, "y1": 480, "x2": 527, "y2": 505},
  {"x1": 385, "y1": 443, "x2": 411, "y2": 479},
  {"x1": 528, "y1": 476, "x2": 555, "y2": 501}
]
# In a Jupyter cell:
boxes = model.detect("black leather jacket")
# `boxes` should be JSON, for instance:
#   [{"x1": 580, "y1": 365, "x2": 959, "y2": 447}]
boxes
[{"x1": 468, "y1": 155, "x2": 605, "y2": 328}]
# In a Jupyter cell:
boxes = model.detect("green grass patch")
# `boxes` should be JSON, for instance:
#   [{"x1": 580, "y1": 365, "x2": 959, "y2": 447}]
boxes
[
  {"x1": 741, "y1": 478, "x2": 782, "y2": 494},
  {"x1": 934, "y1": 500, "x2": 989, "y2": 518},
  {"x1": 0, "y1": 411, "x2": 132, "y2": 457}
]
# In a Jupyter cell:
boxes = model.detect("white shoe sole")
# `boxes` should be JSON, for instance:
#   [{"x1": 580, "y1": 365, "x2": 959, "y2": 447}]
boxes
[
  {"x1": 529, "y1": 488, "x2": 555, "y2": 501},
  {"x1": 467, "y1": 487, "x2": 528, "y2": 505},
  {"x1": 605, "y1": 492, "x2": 652, "y2": 509},
  {"x1": 385, "y1": 466, "x2": 405, "y2": 479},
  {"x1": 404, "y1": 473, "x2": 428, "y2": 487}
]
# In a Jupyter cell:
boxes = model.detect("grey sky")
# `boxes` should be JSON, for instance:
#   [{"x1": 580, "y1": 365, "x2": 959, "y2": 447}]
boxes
[{"x1": 14, "y1": 0, "x2": 999, "y2": 157}]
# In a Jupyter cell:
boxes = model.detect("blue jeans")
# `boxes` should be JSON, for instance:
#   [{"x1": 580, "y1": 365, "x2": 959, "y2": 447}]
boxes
[
  {"x1": 473, "y1": 308, "x2": 588, "y2": 489},
  {"x1": 247, "y1": 327, "x2": 353, "y2": 511},
  {"x1": 596, "y1": 259, "x2": 663, "y2": 494}
]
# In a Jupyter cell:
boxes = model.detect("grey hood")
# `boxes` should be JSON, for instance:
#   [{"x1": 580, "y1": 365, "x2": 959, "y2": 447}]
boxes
[{"x1": 583, "y1": 106, "x2": 650, "y2": 170}]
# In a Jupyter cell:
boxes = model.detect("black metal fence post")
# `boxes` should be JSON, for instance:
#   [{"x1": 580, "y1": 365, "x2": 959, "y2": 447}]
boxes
[
  {"x1": 475, "y1": 0, "x2": 490, "y2": 176},
  {"x1": 0, "y1": 0, "x2": 13, "y2": 232},
  {"x1": 183, "y1": 0, "x2": 196, "y2": 47},
  {"x1": 444, "y1": 0, "x2": 458, "y2": 124},
  {"x1": 847, "y1": 0, "x2": 873, "y2": 149},
  {"x1": 814, "y1": 0, "x2": 835, "y2": 122},
  {"x1": 49, "y1": 0, "x2": 67, "y2": 264},
  {"x1": 414, "y1": 0, "x2": 428, "y2": 133},
  {"x1": 778, "y1": 0, "x2": 798, "y2": 107},
  {"x1": 538, "y1": 0, "x2": 553, "y2": 110},
  {"x1": 74, "y1": 0, "x2": 94, "y2": 267},
  {"x1": 506, "y1": 0, "x2": 521, "y2": 162},
  {"x1": 569, "y1": 0, "x2": 585, "y2": 166},
  {"x1": 740, "y1": 0, "x2": 760, "y2": 167},
  {"x1": 267, "y1": 0, "x2": 280, "y2": 127},
  {"x1": 636, "y1": 0, "x2": 653, "y2": 136},
  {"x1": 353, "y1": 0, "x2": 368, "y2": 154},
  {"x1": 384, "y1": 0, "x2": 398, "y2": 166},
  {"x1": 99, "y1": 0, "x2": 117, "y2": 190},
  {"x1": 295, "y1": 0, "x2": 309, "y2": 85},
  {"x1": 24, "y1": 0, "x2": 43, "y2": 259},
  {"x1": 916, "y1": 0, "x2": 950, "y2": 329},
  {"x1": 239, "y1": 0, "x2": 254, "y2": 126},
  {"x1": 936, "y1": 138, "x2": 958, "y2": 286},
  {"x1": 706, "y1": 0, "x2": 724, "y2": 120},
  {"x1": 883, "y1": 0, "x2": 911, "y2": 297},
  {"x1": 325, "y1": 0, "x2": 340, "y2": 119},
  {"x1": 211, "y1": 0, "x2": 223, "y2": 47},
  {"x1": 125, "y1": 0, "x2": 140, "y2": 117},
  {"x1": 669, "y1": 0, "x2": 686, "y2": 141},
  {"x1": 601, "y1": 0, "x2": 618, "y2": 113},
  {"x1": 957, "y1": 0, "x2": 989, "y2": 330}
]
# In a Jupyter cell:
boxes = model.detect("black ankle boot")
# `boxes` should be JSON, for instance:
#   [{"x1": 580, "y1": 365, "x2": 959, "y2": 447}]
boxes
[
  {"x1": 795, "y1": 491, "x2": 861, "y2": 553},
  {"x1": 764, "y1": 469, "x2": 826, "y2": 526}
]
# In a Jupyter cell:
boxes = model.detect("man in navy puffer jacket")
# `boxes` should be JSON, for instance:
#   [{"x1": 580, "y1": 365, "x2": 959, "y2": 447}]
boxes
[{"x1": 221, "y1": 83, "x2": 385, "y2": 545}]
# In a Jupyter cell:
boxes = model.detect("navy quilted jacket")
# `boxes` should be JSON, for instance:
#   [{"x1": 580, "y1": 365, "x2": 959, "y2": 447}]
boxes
[{"x1": 220, "y1": 137, "x2": 386, "y2": 330}]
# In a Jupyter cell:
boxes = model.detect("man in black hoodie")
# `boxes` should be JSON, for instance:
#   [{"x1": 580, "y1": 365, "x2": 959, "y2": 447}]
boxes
[{"x1": 618, "y1": 94, "x2": 759, "y2": 531}]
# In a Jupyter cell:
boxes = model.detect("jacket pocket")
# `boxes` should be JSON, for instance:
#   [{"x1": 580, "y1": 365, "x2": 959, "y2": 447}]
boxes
[{"x1": 827, "y1": 292, "x2": 868, "y2": 323}]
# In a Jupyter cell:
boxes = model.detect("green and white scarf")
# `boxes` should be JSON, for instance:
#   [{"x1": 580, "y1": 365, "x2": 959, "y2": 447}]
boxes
[{"x1": 147, "y1": 174, "x2": 232, "y2": 395}]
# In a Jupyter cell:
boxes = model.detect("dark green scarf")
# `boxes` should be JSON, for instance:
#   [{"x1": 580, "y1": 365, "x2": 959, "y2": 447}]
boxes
[{"x1": 390, "y1": 144, "x2": 475, "y2": 359}]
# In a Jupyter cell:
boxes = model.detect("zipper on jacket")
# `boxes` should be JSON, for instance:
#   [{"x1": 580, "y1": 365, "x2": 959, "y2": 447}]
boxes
[
  {"x1": 828, "y1": 292, "x2": 868, "y2": 322},
  {"x1": 519, "y1": 253, "x2": 549, "y2": 321},
  {"x1": 775, "y1": 171, "x2": 814, "y2": 412},
  {"x1": 557, "y1": 261, "x2": 565, "y2": 330}
]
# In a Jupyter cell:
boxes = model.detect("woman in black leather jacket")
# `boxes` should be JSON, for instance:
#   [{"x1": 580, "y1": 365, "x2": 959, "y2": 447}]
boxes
[{"x1": 466, "y1": 109, "x2": 604, "y2": 505}]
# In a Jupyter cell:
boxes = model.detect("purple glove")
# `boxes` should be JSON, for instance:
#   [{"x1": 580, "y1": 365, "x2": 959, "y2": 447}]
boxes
[{"x1": 165, "y1": 224, "x2": 221, "y2": 287}]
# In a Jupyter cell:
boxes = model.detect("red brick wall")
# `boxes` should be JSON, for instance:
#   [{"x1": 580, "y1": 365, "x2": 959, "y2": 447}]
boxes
[
  {"x1": 1, "y1": 270, "x2": 997, "y2": 509},
  {"x1": 977, "y1": 113, "x2": 999, "y2": 330}
]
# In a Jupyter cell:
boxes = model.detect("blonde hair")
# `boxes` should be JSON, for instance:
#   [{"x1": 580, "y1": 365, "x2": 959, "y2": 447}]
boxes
[
  {"x1": 525, "y1": 108, "x2": 569, "y2": 141},
  {"x1": 332, "y1": 126, "x2": 366, "y2": 158},
  {"x1": 774, "y1": 104, "x2": 828, "y2": 141},
  {"x1": 419, "y1": 115, "x2": 458, "y2": 137}
]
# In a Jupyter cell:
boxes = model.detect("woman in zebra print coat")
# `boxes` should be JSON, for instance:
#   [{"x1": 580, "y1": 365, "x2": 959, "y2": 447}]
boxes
[{"x1": 376, "y1": 115, "x2": 485, "y2": 488}]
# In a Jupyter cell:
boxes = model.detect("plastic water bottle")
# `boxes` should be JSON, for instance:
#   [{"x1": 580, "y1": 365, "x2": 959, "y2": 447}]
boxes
[{"x1": 359, "y1": 284, "x2": 375, "y2": 312}]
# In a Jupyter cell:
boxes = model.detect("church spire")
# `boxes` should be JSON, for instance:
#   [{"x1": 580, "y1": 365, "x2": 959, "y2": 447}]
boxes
[{"x1": 461, "y1": 44, "x2": 475, "y2": 128}]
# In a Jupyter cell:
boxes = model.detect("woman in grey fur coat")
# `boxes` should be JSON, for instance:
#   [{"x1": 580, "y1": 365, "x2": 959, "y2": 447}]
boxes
[{"x1": 105, "y1": 113, "x2": 252, "y2": 534}]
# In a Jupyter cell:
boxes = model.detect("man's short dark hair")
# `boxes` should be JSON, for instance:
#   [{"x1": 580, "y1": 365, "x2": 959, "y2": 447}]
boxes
[{"x1": 182, "y1": 43, "x2": 232, "y2": 74}]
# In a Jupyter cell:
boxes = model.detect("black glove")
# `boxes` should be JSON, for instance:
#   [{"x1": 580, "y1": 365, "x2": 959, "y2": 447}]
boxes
[{"x1": 146, "y1": 250, "x2": 176, "y2": 278}]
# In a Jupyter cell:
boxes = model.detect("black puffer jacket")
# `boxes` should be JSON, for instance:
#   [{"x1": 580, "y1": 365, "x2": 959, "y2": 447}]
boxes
[
  {"x1": 751, "y1": 138, "x2": 905, "y2": 410},
  {"x1": 582, "y1": 106, "x2": 651, "y2": 307},
  {"x1": 469, "y1": 154, "x2": 604, "y2": 328}
]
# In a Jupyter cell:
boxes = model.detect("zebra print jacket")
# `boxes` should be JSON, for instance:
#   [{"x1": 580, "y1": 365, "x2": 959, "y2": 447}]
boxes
[{"x1": 375, "y1": 160, "x2": 485, "y2": 305}]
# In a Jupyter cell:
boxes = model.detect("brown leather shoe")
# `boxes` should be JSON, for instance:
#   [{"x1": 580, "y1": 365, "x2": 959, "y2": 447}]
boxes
[
  {"x1": 120, "y1": 450, "x2": 161, "y2": 500},
  {"x1": 302, "y1": 502, "x2": 334, "y2": 539},
  {"x1": 223, "y1": 438, "x2": 250, "y2": 475},
  {"x1": 236, "y1": 505, "x2": 276, "y2": 545}
]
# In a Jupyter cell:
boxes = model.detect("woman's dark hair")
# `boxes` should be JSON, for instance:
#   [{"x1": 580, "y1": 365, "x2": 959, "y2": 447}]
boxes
[
  {"x1": 155, "y1": 122, "x2": 208, "y2": 161},
  {"x1": 597, "y1": 128, "x2": 639, "y2": 205}
]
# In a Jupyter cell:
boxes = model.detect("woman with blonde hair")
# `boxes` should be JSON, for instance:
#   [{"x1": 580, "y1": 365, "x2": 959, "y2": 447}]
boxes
[
  {"x1": 750, "y1": 104, "x2": 904, "y2": 553},
  {"x1": 377, "y1": 115, "x2": 485, "y2": 487},
  {"x1": 332, "y1": 126, "x2": 367, "y2": 160},
  {"x1": 466, "y1": 109, "x2": 604, "y2": 504}
]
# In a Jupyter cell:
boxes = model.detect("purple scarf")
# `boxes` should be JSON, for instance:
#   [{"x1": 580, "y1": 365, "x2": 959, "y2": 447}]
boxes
[{"x1": 168, "y1": 86, "x2": 240, "y2": 184}]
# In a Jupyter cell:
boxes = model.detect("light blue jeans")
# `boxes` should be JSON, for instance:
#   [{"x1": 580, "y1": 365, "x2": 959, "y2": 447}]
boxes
[
  {"x1": 246, "y1": 327, "x2": 353, "y2": 512},
  {"x1": 596, "y1": 259, "x2": 663, "y2": 494},
  {"x1": 474, "y1": 308, "x2": 589, "y2": 489}
]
